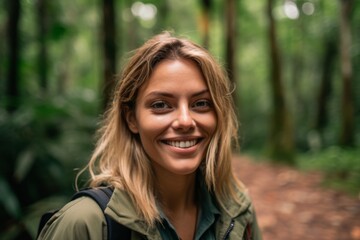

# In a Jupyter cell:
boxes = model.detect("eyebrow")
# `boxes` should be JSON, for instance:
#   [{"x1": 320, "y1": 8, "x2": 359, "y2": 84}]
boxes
[{"x1": 145, "y1": 89, "x2": 210, "y2": 98}]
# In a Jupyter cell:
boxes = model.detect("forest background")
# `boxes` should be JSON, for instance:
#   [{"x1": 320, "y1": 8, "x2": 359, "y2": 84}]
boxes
[{"x1": 1, "y1": 0, "x2": 359, "y2": 239}]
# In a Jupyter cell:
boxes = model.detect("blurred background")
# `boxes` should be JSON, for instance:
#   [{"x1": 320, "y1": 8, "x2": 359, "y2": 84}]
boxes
[{"x1": 1, "y1": 0, "x2": 359, "y2": 239}]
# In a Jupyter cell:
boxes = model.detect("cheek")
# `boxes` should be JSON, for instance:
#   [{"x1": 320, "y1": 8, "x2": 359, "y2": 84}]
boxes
[
  {"x1": 136, "y1": 113, "x2": 172, "y2": 138},
  {"x1": 204, "y1": 112, "x2": 217, "y2": 136}
]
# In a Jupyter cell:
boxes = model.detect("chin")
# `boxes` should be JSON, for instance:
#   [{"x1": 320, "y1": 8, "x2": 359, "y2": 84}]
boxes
[{"x1": 169, "y1": 160, "x2": 202, "y2": 176}]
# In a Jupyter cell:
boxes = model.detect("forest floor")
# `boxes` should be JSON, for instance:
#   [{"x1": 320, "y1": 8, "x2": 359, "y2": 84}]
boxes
[{"x1": 232, "y1": 155, "x2": 360, "y2": 240}]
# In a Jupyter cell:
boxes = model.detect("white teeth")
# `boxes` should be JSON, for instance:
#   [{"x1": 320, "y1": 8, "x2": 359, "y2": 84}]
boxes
[{"x1": 167, "y1": 140, "x2": 197, "y2": 148}]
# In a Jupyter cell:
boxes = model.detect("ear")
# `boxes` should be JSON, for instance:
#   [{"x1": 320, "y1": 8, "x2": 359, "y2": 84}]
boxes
[{"x1": 125, "y1": 107, "x2": 139, "y2": 133}]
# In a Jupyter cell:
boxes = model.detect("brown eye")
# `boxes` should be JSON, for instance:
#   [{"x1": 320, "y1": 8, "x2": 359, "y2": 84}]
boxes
[
  {"x1": 151, "y1": 101, "x2": 172, "y2": 113},
  {"x1": 192, "y1": 99, "x2": 212, "y2": 111}
]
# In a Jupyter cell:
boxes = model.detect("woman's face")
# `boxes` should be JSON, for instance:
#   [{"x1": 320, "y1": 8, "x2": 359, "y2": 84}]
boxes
[{"x1": 127, "y1": 58, "x2": 217, "y2": 177}]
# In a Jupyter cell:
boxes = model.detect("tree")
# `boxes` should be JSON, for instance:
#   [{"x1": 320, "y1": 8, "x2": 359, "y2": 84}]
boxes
[
  {"x1": 225, "y1": 0, "x2": 236, "y2": 85},
  {"x1": 224, "y1": 0, "x2": 240, "y2": 114},
  {"x1": 37, "y1": 0, "x2": 49, "y2": 93},
  {"x1": 5, "y1": 0, "x2": 21, "y2": 112},
  {"x1": 156, "y1": 0, "x2": 170, "y2": 33},
  {"x1": 101, "y1": 0, "x2": 117, "y2": 110},
  {"x1": 314, "y1": 30, "x2": 338, "y2": 141},
  {"x1": 266, "y1": 0, "x2": 295, "y2": 163},
  {"x1": 199, "y1": 0, "x2": 212, "y2": 49},
  {"x1": 339, "y1": 0, "x2": 355, "y2": 146}
]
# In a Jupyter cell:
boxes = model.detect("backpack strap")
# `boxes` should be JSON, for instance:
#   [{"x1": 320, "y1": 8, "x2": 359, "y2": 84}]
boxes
[
  {"x1": 72, "y1": 187, "x2": 131, "y2": 240},
  {"x1": 37, "y1": 209, "x2": 59, "y2": 237}
]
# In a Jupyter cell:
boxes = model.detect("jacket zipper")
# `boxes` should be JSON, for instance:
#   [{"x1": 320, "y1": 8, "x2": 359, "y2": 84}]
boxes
[{"x1": 222, "y1": 219, "x2": 235, "y2": 240}]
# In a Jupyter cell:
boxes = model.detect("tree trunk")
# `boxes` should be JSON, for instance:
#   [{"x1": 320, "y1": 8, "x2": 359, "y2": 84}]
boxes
[
  {"x1": 156, "y1": 0, "x2": 169, "y2": 33},
  {"x1": 6, "y1": 0, "x2": 21, "y2": 112},
  {"x1": 37, "y1": 0, "x2": 48, "y2": 93},
  {"x1": 200, "y1": 0, "x2": 212, "y2": 49},
  {"x1": 266, "y1": 0, "x2": 295, "y2": 163},
  {"x1": 315, "y1": 34, "x2": 337, "y2": 138},
  {"x1": 225, "y1": 0, "x2": 236, "y2": 84},
  {"x1": 102, "y1": 0, "x2": 117, "y2": 110},
  {"x1": 289, "y1": 8, "x2": 305, "y2": 144},
  {"x1": 339, "y1": 0, "x2": 355, "y2": 146},
  {"x1": 225, "y1": 0, "x2": 239, "y2": 109}
]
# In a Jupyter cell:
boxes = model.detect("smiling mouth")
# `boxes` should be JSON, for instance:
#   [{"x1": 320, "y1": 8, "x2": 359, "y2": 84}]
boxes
[{"x1": 163, "y1": 139, "x2": 201, "y2": 148}]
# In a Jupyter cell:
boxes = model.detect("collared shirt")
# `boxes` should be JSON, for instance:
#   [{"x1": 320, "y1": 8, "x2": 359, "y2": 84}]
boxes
[
  {"x1": 157, "y1": 180, "x2": 220, "y2": 240},
  {"x1": 38, "y1": 183, "x2": 262, "y2": 240}
]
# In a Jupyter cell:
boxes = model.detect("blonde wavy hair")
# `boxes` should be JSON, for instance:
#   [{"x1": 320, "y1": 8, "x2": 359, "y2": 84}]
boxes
[{"x1": 78, "y1": 32, "x2": 241, "y2": 226}]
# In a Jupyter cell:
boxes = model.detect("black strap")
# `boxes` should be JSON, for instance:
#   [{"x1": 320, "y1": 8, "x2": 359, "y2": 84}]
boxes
[
  {"x1": 72, "y1": 187, "x2": 131, "y2": 239},
  {"x1": 37, "y1": 210, "x2": 59, "y2": 237}
]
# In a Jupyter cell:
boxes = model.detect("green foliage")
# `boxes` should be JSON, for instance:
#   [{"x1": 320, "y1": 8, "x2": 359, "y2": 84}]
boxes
[
  {"x1": 0, "y1": 90, "x2": 98, "y2": 239},
  {"x1": 298, "y1": 147, "x2": 360, "y2": 196}
]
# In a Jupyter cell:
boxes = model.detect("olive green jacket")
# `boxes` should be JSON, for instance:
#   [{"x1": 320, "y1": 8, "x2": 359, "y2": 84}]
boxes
[{"x1": 38, "y1": 187, "x2": 262, "y2": 240}]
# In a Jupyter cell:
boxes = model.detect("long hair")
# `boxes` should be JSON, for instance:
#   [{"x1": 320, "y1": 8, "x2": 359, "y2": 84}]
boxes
[{"x1": 78, "y1": 32, "x2": 241, "y2": 226}]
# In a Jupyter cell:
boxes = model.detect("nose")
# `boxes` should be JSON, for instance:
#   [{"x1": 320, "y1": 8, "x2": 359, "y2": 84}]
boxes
[{"x1": 172, "y1": 105, "x2": 195, "y2": 131}]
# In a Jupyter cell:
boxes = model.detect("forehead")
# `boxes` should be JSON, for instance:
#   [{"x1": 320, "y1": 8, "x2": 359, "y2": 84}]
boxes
[{"x1": 137, "y1": 59, "x2": 209, "y2": 97}]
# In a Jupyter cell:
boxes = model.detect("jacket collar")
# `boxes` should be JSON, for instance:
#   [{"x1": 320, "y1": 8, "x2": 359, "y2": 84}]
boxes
[
  {"x1": 105, "y1": 188, "x2": 160, "y2": 237},
  {"x1": 105, "y1": 183, "x2": 251, "y2": 237},
  {"x1": 217, "y1": 186, "x2": 252, "y2": 219}
]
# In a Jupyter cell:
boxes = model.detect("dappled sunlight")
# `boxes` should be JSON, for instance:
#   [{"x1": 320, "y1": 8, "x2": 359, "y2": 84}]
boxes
[
  {"x1": 130, "y1": 2, "x2": 157, "y2": 28},
  {"x1": 283, "y1": 1, "x2": 300, "y2": 20},
  {"x1": 274, "y1": 0, "x2": 316, "y2": 20}
]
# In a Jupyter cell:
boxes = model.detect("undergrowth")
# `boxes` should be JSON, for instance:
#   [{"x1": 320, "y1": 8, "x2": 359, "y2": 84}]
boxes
[{"x1": 298, "y1": 147, "x2": 360, "y2": 197}]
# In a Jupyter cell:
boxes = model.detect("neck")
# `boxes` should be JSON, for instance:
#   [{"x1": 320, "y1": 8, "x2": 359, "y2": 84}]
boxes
[
  {"x1": 154, "y1": 170, "x2": 197, "y2": 212},
  {"x1": 154, "y1": 167, "x2": 199, "y2": 240}
]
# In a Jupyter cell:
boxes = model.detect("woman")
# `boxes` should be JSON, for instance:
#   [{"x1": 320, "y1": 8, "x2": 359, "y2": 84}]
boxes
[{"x1": 38, "y1": 32, "x2": 261, "y2": 240}]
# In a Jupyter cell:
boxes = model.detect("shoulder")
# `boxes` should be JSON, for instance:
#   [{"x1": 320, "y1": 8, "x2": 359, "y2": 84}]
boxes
[
  {"x1": 219, "y1": 183, "x2": 253, "y2": 217},
  {"x1": 231, "y1": 186, "x2": 262, "y2": 239},
  {"x1": 61, "y1": 196, "x2": 106, "y2": 225},
  {"x1": 38, "y1": 197, "x2": 106, "y2": 240}
]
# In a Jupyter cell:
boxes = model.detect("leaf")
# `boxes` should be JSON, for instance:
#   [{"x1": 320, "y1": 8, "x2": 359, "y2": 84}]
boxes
[
  {"x1": 14, "y1": 149, "x2": 35, "y2": 182},
  {"x1": 50, "y1": 22, "x2": 69, "y2": 41},
  {"x1": 0, "y1": 178, "x2": 21, "y2": 219},
  {"x1": 23, "y1": 195, "x2": 68, "y2": 238}
]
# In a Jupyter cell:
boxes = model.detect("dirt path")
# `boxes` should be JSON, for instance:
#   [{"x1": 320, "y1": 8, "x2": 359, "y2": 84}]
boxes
[{"x1": 232, "y1": 155, "x2": 360, "y2": 240}]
